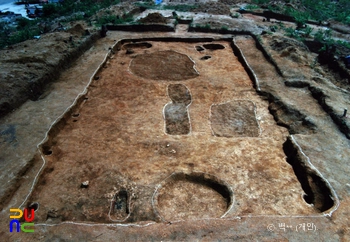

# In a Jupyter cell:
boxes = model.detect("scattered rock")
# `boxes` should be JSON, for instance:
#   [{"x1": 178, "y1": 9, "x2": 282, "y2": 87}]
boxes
[{"x1": 81, "y1": 181, "x2": 89, "y2": 188}]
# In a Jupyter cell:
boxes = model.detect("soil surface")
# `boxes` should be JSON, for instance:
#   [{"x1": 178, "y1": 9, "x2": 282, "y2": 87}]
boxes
[
  {"x1": 210, "y1": 100, "x2": 260, "y2": 137},
  {"x1": 24, "y1": 40, "x2": 313, "y2": 224},
  {"x1": 0, "y1": 3, "x2": 350, "y2": 241},
  {"x1": 130, "y1": 49, "x2": 199, "y2": 80}
]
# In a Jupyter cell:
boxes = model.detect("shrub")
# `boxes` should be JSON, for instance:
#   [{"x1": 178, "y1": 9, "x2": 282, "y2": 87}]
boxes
[
  {"x1": 221, "y1": 25, "x2": 228, "y2": 31},
  {"x1": 96, "y1": 15, "x2": 133, "y2": 25},
  {"x1": 245, "y1": 5, "x2": 259, "y2": 10}
]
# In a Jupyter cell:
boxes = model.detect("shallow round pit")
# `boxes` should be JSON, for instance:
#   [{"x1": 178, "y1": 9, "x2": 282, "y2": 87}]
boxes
[
  {"x1": 200, "y1": 55, "x2": 211, "y2": 60},
  {"x1": 28, "y1": 202, "x2": 39, "y2": 212},
  {"x1": 195, "y1": 45, "x2": 205, "y2": 51},
  {"x1": 42, "y1": 146, "x2": 52, "y2": 156},
  {"x1": 153, "y1": 172, "x2": 234, "y2": 221},
  {"x1": 122, "y1": 42, "x2": 152, "y2": 49},
  {"x1": 203, "y1": 44, "x2": 225, "y2": 50},
  {"x1": 130, "y1": 50, "x2": 199, "y2": 81}
]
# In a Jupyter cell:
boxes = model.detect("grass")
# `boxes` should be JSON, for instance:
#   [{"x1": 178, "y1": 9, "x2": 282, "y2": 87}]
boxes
[
  {"x1": 194, "y1": 23, "x2": 211, "y2": 30},
  {"x1": 250, "y1": 0, "x2": 350, "y2": 54},
  {"x1": 0, "y1": 0, "x2": 122, "y2": 49},
  {"x1": 253, "y1": 0, "x2": 350, "y2": 25},
  {"x1": 96, "y1": 14, "x2": 134, "y2": 26},
  {"x1": 245, "y1": 5, "x2": 260, "y2": 10},
  {"x1": 0, "y1": 17, "x2": 41, "y2": 48},
  {"x1": 2, "y1": 0, "x2": 350, "y2": 49},
  {"x1": 221, "y1": 25, "x2": 229, "y2": 31},
  {"x1": 42, "y1": 0, "x2": 121, "y2": 19}
]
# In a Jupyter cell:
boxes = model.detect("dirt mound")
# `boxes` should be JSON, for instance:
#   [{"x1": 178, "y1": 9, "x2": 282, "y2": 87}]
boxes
[
  {"x1": 139, "y1": 12, "x2": 168, "y2": 24},
  {"x1": 66, "y1": 24, "x2": 87, "y2": 37},
  {"x1": 0, "y1": 30, "x2": 99, "y2": 118}
]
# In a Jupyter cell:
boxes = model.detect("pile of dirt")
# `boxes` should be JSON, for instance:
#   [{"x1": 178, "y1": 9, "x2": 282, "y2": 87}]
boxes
[
  {"x1": 139, "y1": 12, "x2": 168, "y2": 24},
  {"x1": 0, "y1": 25, "x2": 99, "y2": 118},
  {"x1": 66, "y1": 24, "x2": 87, "y2": 37}
]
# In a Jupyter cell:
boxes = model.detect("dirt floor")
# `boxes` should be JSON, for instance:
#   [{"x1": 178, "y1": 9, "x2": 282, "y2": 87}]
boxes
[
  {"x1": 23, "y1": 39, "x2": 319, "y2": 225},
  {"x1": 1, "y1": 5, "x2": 350, "y2": 241}
]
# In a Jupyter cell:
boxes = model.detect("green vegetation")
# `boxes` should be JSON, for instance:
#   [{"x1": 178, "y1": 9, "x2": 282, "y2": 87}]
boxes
[
  {"x1": 231, "y1": 13, "x2": 240, "y2": 18},
  {"x1": 0, "y1": 17, "x2": 41, "y2": 48},
  {"x1": 221, "y1": 25, "x2": 229, "y2": 31},
  {"x1": 253, "y1": 0, "x2": 350, "y2": 25},
  {"x1": 284, "y1": 6, "x2": 309, "y2": 28},
  {"x1": 249, "y1": 0, "x2": 350, "y2": 54},
  {"x1": 252, "y1": 0, "x2": 270, "y2": 4},
  {"x1": 281, "y1": 24, "x2": 350, "y2": 54},
  {"x1": 300, "y1": 0, "x2": 350, "y2": 24},
  {"x1": 96, "y1": 14, "x2": 134, "y2": 26},
  {"x1": 42, "y1": 0, "x2": 121, "y2": 19},
  {"x1": 2, "y1": 0, "x2": 350, "y2": 50},
  {"x1": 0, "y1": 0, "x2": 123, "y2": 49},
  {"x1": 245, "y1": 5, "x2": 260, "y2": 10},
  {"x1": 194, "y1": 23, "x2": 211, "y2": 29}
]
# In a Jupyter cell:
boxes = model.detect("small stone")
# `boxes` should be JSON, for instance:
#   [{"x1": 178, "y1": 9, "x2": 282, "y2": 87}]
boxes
[
  {"x1": 94, "y1": 76, "x2": 100, "y2": 80},
  {"x1": 81, "y1": 180, "x2": 89, "y2": 188}
]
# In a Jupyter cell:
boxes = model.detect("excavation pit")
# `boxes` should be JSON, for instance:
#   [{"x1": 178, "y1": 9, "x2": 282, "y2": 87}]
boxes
[
  {"x1": 210, "y1": 100, "x2": 260, "y2": 137},
  {"x1": 109, "y1": 190, "x2": 129, "y2": 221},
  {"x1": 200, "y1": 55, "x2": 212, "y2": 60},
  {"x1": 195, "y1": 45, "x2": 205, "y2": 51},
  {"x1": 203, "y1": 43, "x2": 225, "y2": 50},
  {"x1": 130, "y1": 50, "x2": 199, "y2": 80},
  {"x1": 28, "y1": 39, "x2": 329, "y2": 224},
  {"x1": 164, "y1": 84, "x2": 192, "y2": 135},
  {"x1": 154, "y1": 172, "x2": 233, "y2": 221},
  {"x1": 122, "y1": 42, "x2": 152, "y2": 50}
]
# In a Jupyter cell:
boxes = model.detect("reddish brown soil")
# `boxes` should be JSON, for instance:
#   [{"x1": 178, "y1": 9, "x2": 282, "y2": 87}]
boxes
[
  {"x1": 24, "y1": 40, "x2": 313, "y2": 226},
  {"x1": 210, "y1": 100, "x2": 260, "y2": 137},
  {"x1": 1, "y1": 5, "x2": 350, "y2": 239},
  {"x1": 130, "y1": 50, "x2": 199, "y2": 80},
  {"x1": 164, "y1": 83, "x2": 192, "y2": 135},
  {"x1": 155, "y1": 172, "x2": 230, "y2": 221}
]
